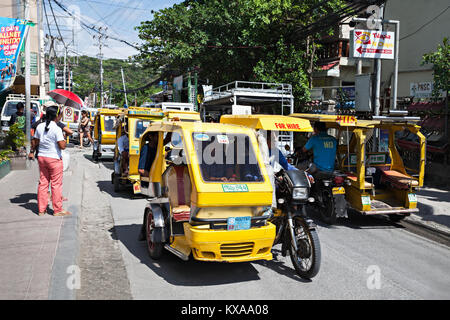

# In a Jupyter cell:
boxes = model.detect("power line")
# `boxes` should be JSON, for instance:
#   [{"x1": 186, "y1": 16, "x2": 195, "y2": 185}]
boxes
[
  {"x1": 400, "y1": 5, "x2": 450, "y2": 41},
  {"x1": 42, "y1": 0, "x2": 53, "y2": 38},
  {"x1": 48, "y1": 0, "x2": 66, "y2": 47},
  {"x1": 51, "y1": 0, "x2": 143, "y2": 52},
  {"x1": 76, "y1": 0, "x2": 148, "y2": 12}
]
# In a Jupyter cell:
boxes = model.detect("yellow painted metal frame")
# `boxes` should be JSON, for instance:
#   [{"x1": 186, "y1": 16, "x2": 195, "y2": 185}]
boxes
[
  {"x1": 141, "y1": 121, "x2": 274, "y2": 207},
  {"x1": 114, "y1": 108, "x2": 166, "y2": 189},
  {"x1": 140, "y1": 121, "x2": 276, "y2": 263},
  {"x1": 220, "y1": 114, "x2": 313, "y2": 132},
  {"x1": 290, "y1": 113, "x2": 425, "y2": 214},
  {"x1": 93, "y1": 108, "x2": 123, "y2": 144}
]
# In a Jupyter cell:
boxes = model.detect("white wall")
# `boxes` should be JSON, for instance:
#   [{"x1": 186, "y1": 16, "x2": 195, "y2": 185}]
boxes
[{"x1": 382, "y1": 0, "x2": 450, "y2": 97}]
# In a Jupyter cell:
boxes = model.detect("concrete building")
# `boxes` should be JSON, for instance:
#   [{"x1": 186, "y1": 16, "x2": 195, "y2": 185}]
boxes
[
  {"x1": 312, "y1": 0, "x2": 449, "y2": 109},
  {"x1": 0, "y1": 0, "x2": 45, "y2": 98},
  {"x1": 382, "y1": 0, "x2": 449, "y2": 99}
]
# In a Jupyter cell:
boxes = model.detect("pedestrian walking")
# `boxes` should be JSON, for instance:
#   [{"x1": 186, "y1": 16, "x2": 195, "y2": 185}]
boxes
[
  {"x1": 32, "y1": 105, "x2": 71, "y2": 216},
  {"x1": 78, "y1": 110, "x2": 93, "y2": 148}
]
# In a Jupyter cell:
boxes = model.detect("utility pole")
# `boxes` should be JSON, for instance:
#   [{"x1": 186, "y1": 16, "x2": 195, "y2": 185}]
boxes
[
  {"x1": 63, "y1": 46, "x2": 66, "y2": 90},
  {"x1": 109, "y1": 83, "x2": 113, "y2": 105},
  {"x1": 373, "y1": 3, "x2": 384, "y2": 117},
  {"x1": 121, "y1": 67, "x2": 128, "y2": 106},
  {"x1": 24, "y1": 0, "x2": 31, "y2": 154},
  {"x1": 93, "y1": 27, "x2": 107, "y2": 107}
]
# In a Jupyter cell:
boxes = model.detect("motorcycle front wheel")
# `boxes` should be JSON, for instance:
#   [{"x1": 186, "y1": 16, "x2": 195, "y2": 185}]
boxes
[{"x1": 289, "y1": 216, "x2": 321, "y2": 279}]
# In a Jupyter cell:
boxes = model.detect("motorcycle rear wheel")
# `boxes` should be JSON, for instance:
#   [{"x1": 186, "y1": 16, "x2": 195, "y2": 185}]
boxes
[
  {"x1": 319, "y1": 188, "x2": 337, "y2": 224},
  {"x1": 289, "y1": 216, "x2": 321, "y2": 279}
]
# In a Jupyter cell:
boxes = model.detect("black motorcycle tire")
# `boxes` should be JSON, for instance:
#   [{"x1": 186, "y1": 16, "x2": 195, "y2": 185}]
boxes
[
  {"x1": 319, "y1": 188, "x2": 337, "y2": 225},
  {"x1": 289, "y1": 216, "x2": 321, "y2": 279}
]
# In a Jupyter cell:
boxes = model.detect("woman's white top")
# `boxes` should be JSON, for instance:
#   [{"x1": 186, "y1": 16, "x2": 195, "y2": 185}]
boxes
[{"x1": 34, "y1": 121, "x2": 65, "y2": 159}]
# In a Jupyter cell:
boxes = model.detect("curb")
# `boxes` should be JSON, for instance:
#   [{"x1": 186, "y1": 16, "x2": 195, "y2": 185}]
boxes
[
  {"x1": 403, "y1": 215, "x2": 450, "y2": 240},
  {"x1": 48, "y1": 153, "x2": 83, "y2": 300}
]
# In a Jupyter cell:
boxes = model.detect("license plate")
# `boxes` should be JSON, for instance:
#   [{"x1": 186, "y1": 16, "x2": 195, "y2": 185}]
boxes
[
  {"x1": 361, "y1": 196, "x2": 371, "y2": 206},
  {"x1": 222, "y1": 184, "x2": 249, "y2": 192},
  {"x1": 408, "y1": 193, "x2": 417, "y2": 203},
  {"x1": 227, "y1": 216, "x2": 251, "y2": 231},
  {"x1": 332, "y1": 187, "x2": 345, "y2": 195}
]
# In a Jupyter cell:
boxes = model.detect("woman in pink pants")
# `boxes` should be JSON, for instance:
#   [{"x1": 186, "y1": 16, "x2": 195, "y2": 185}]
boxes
[{"x1": 32, "y1": 106, "x2": 71, "y2": 216}]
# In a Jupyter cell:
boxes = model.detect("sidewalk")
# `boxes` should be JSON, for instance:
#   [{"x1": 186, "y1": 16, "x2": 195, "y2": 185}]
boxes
[
  {"x1": 406, "y1": 187, "x2": 450, "y2": 237},
  {"x1": 0, "y1": 151, "x2": 81, "y2": 300}
]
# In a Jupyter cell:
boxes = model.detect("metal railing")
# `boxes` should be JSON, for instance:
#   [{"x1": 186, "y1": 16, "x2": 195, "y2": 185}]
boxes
[{"x1": 204, "y1": 81, "x2": 293, "y2": 100}]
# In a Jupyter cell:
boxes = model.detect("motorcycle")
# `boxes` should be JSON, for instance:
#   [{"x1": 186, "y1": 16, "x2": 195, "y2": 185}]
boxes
[
  {"x1": 270, "y1": 168, "x2": 321, "y2": 279},
  {"x1": 291, "y1": 149, "x2": 348, "y2": 225},
  {"x1": 307, "y1": 164, "x2": 348, "y2": 225}
]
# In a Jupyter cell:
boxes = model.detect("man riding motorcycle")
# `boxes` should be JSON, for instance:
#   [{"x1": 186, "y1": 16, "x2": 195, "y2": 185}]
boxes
[
  {"x1": 301, "y1": 121, "x2": 347, "y2": 223},
  {"x1": 302, "y1": 121, "x2": 337, "y2": 176}
]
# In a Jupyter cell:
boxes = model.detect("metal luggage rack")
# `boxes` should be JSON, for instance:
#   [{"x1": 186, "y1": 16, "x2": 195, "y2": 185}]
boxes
[
  {"x1": 203, "y1": 81, "x2": 293, "y2": 102},
  {"x1": 6, "y1": 94, "x2": 40, "y2": 101}
]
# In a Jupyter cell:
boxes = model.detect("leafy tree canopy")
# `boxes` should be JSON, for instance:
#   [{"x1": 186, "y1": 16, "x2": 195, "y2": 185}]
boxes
[
  {"x1": 136, "y1": 0, "x2": 346, "y2": 109},
  {"x1": 422, "y1": 37, "x2": 450, "y2": 99},
  {"x1": 66, "y1": 55, "x2": 161, "y2": 107}
]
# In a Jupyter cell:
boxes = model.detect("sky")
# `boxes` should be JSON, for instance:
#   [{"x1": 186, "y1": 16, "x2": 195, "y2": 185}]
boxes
[{"x1": 45, "y1": 0, "x2": 182, "y2": 60}]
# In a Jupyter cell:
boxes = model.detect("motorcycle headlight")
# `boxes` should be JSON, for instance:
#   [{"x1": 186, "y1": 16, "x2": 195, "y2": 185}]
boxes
[{"x1": 292, "y1": 187, "x2": 308, "y2": 200}]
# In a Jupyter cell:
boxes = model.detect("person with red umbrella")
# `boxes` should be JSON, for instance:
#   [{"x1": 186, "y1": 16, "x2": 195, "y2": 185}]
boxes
[{"x1": 47, "y1": 89, "x2": 84, "y2": 110}]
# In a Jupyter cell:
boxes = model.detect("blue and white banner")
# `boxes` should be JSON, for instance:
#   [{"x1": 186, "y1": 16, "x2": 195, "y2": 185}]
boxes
[{"x1": 0, "y1": 17, "x2": 29, "y2": 93}]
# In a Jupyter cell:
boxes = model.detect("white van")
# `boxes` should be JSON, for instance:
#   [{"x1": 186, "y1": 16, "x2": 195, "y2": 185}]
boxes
[{"x1": 1, "y1": 95, "x2": 42, "y2": 131}]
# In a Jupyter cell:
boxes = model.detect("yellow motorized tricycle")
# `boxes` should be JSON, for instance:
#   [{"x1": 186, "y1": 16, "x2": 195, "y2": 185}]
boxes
[
  {"x1": 137, "y1": 119, "x2": 321, "y2": 278},
  {"x1": 291, "y1": 113, "x2": 425, "y2": 222},
  {"x1": 92, "y1": 107, "x2": 123, "y2": 161},
  {"x1": 111, "y1": 107, "x2": 166, "y2": 193}
]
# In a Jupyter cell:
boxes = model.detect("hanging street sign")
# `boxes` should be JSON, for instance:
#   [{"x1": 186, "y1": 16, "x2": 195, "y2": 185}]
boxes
[{"x1": 351, "y1": 29, "x2": 395, "y2": 60}]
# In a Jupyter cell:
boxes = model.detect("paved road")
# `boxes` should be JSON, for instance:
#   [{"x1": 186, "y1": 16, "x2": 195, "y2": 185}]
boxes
[{"x1": 74, "y1": 150, "x2": 450, "y2": 300}]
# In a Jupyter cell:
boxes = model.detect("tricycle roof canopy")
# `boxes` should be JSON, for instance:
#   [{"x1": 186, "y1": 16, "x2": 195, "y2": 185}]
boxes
[{"x1": 220, "y1": 114, "x2": 313, "y2": 132}]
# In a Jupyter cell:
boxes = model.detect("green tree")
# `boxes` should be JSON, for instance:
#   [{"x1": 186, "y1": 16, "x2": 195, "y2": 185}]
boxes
[
  {"x1": 422, "y1": 37, "x2": 450, "y2": 99},
  {"x1": 136, "y1": 0, "x2": 346, "y2": 110},
  {"x1": 69, "y1": 55, "x2": 161, "y2": 107}
]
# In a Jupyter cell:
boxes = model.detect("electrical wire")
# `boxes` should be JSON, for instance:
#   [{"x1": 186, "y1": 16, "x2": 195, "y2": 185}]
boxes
[
  {"x1": 400, "y1": 5, "x2": 450, "y2": 41},
  {"x1": 51, "y1": 0, "x2": 143, "y2": 52},
  {"x1": 48, "y1": 0, "x2": 66, "y2": 48}
]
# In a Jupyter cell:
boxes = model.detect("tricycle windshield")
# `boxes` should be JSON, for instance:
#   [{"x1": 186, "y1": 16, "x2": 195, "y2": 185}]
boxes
[
  {"x1": 135, "y1": 120, "x2": 152, "y2": 138},
  {"x1": 192, "y1": 132, "x2": 264, "y2": 183},
  {"x1": 103, "y1": 115, "x2": 115, "y2": 132}
]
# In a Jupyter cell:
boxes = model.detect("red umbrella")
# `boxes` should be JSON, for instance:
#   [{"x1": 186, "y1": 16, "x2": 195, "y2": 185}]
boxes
[{"x1": 48, "y1": 89, "x2": 84, "y2": 109}]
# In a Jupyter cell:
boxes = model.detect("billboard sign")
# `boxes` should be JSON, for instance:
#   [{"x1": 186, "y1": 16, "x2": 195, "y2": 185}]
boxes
[
  {"x1": 351, "y1": 29, "x2": 395, "y2": 59},
  {"x1": 0, "y1": 17, "x2": 29, "y2": 93}
]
